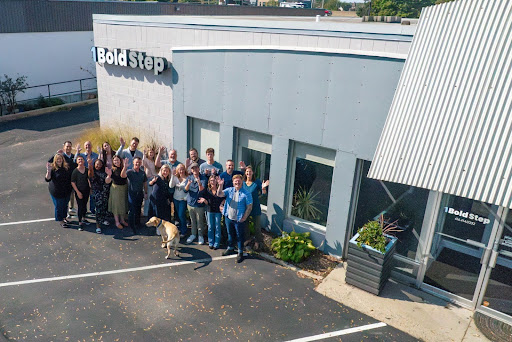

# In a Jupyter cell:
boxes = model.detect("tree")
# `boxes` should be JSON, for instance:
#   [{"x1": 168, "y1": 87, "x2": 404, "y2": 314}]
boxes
[
  {"x1": 0, "y1": 74, "x2": 28, "y2": 115},
  {"x1": 266, "y1": 0, "x2": 278, "y2": 6},
  {"x1": 339, "y1": 1, "x2": 352, "y2": 11},
  {"x1": 435, "y1": 0, "x2": 455, "y2": 3},
  {"x1": 324, "y1": 0, "x2": 340, "y2": 11},
  {"x1": 356, "y1": 0, "x2": 436, "y2": 18}
]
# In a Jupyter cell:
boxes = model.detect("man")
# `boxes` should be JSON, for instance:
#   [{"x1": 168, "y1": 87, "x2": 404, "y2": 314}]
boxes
[
  {"x1": 126, "y1": 157, "x2": 148, "y2": 235},
  {"x1": 217, "y1": 174, "x2": 253, "y2": 263},
  {"x1": 116, "y1": 136, "x2": 143, "y2": 170},
  {"x1": 199, "y1": 147, "x2": 223, "y2": 176},
  {"x1": 184, "y1": 163, "x2": 207, "y2": 245},
  {"x1": 156, "y1": 147, "x2": 181, "y2": 224},
  {"x1": 75, "y1": 141, "x2": 98, "y2": 214},
  {"x1": 185, "y1": 148, "x2": 205, "y2": 169},
  {"x1": 219, "y1": 159, "x2": 246, "y2": 189},
  {"x1": 49, "y1": 141, "x2": 77, "y2": 216}
]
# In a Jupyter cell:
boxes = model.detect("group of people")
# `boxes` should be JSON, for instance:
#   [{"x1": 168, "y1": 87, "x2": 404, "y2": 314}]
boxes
[{"x1": 45, "y1": 137, "x2": 269, "y2": 263}]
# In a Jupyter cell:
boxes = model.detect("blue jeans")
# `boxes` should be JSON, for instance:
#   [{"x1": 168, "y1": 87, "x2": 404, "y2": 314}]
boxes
[
  {"x1": 51, "y1": 194, "x2": 69, "y2": 221},
  {"x1": 207, "y1": 212, "x2": 222, "y2": 248},
  {"x1": 89, "y1": 193, "x2": 96, "y2": 214},
  {"x1": 173, "y1": 199, "x2": 187, "y2": 235},
  {"x1": 225, "y1": 217, "x2": 246, "y2": 253}
]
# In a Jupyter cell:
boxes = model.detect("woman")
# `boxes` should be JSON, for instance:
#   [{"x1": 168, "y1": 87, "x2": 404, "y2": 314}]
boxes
[
  {"x1": 198, "y1": 175, "x2": 225, "y2": 250},
  {"x1": 149, "y1": 164, "x2": 172, "y2": 228},
  {"x1": 45, "y1": 153, "x2": 72, "y2": 227},
  {"x1": 242, "y1": 166, "x2": 269, "y2": 251},
  {"x1": 71, "y1": 155, "x2": 91, "y2": 231},
  {"x1": 88, "y1": 158, "x2": 112, "y2": 234},
  {"x1": 108, "y1": 155, "x2": 129, "y2": 229},
  {"x1": 169, "y1": 163, "x2": 189, "y2": 237},
  {"x1": 98, "y1": 141, "x2": 114, "y2": 169},
  {"x1": 143, "y1": 146, "x2": 158, "y2": 217}
]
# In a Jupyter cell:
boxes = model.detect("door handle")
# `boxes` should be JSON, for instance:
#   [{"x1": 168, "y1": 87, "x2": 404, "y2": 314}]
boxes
[
  {"x1": 466, "y1": 239, "x2": 487, "y2": 248},
  {"x1": 481, "y1": 247, "x2": 492, "y2": 266},
  {"x1": 489, "y1": 250, "x2": 499, "y2": 268}
]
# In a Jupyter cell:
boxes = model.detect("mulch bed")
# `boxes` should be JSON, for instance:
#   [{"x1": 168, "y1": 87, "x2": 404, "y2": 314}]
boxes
[{"x1": 259, "y1": 230, "x2": 342, "y2": 278}]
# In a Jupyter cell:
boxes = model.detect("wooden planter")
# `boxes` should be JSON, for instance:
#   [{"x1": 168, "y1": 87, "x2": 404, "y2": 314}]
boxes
[{"x1": 345, "y1": 233, "x2": 398, "y2": 295}]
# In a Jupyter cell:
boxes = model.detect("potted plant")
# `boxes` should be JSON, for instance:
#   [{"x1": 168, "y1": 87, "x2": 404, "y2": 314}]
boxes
[{"x1": 345, "y1": 215, "x2": 401, "y2": 295}]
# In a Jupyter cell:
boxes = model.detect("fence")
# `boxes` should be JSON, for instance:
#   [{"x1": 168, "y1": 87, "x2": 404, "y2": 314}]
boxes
[{"x1": 1, "y1": 77, "x2": 97, "y2": 115}]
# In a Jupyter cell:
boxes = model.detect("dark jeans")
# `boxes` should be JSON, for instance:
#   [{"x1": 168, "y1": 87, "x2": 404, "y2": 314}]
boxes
[
  {"x1": 225, "y1": 217, "x2": 246, "y2": 253},
  {"x1": 75, "y1": 189, "x2": 90, "y2": 222},
  {"x1": 151, "y1": 200, "x2": 170, "y2": 222},
  {"x1": 128, "y1": 192, "x2": 143, "y2": 229},
  {"x1": 173, "y1": 199, "x2": 187, "y2": 235},
  {"x1": 51, "y1": 194, "x2": 70, "y2": 221}
]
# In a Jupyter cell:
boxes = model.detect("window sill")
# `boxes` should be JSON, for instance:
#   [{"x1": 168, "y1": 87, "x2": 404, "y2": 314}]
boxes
[{"x1": 285, "y1": 216, "x2": 327, "y2": 234}]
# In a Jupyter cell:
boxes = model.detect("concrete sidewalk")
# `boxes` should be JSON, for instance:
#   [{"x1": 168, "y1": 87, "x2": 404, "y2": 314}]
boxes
[{"x1": 316, "y1": 263, "x2": 490, "y2": 342}]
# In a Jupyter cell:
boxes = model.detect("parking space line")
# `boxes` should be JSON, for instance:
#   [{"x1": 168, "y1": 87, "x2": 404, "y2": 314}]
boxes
[
  {"x1": 284, "y1": 322, "x2": 388, "y2": 342},
  {"x1": 0, "y1": 218, "x2": 54, "y2": 226},
  {"x1": 0, "y1": 255, "x2": 237, "y2": 288}
]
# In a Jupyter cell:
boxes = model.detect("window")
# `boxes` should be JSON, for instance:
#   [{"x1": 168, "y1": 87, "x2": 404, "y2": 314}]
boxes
[
  {"x1": 289, "y1": 143, "x2": 335, "y2": 227},
  {"x1": 353, "y1": 160, "x2": 429, "y2": 262},
  {"x1": 236, "y1": 129, "x2": 272, "y2": 206},
  {"x1": 188, "y1": 118, "x2": 220, "y2": 160}
]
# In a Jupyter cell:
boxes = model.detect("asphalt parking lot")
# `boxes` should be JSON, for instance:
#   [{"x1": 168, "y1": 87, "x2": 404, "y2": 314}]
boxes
[{"x1": 0, "y1": 105, "x2": 417, "y2": 341}]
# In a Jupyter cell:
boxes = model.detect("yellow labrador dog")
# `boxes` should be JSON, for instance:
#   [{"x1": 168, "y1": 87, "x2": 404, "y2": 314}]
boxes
[{"x1": 146, "y1": 217, "x2": 180, "y2": 259}]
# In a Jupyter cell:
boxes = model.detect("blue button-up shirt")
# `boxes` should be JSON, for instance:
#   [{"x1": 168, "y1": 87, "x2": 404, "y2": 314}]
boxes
[{"x1": 222, "y1": 187, "x2": 253, "y2": 222}]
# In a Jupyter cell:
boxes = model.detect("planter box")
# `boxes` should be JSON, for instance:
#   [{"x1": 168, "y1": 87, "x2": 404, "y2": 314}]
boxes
[{"x1": 345, "y1": 233, "x2": 397, "y2": 295}]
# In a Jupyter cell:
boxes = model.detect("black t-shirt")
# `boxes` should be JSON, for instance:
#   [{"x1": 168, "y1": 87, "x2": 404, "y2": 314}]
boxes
[
  {"x1": 111, "y1": 168, "x2": 127, "y2": 185},
  {"x1": 46, "y1": 167, "x2": 72, "y2": 198},
  {"x1": 200, "y1": 189, "x2": 224, "y2": 213},
  {"x1": 71, "y1": 168, "x2": 90, "y2": 192}
]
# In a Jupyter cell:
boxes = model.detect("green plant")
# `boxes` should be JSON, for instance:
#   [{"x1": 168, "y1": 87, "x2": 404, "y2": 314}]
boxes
[
  {"x1": 291, "y1": 186, "x2": 322, "y2": 222},
  {"x1": 0, "y1": 74, "x2": 28, "y2": 115},
  {"x1": 356, "y1": 215, "x2": 402, "y2": 253},
  {"x1": 271, "y1": 231, "x2": 316, "y2": 263}
]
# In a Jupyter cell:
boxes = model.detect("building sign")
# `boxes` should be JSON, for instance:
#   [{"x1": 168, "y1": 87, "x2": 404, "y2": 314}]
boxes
[
  {"x1": 444, "y1": 207, "x2": 491, "y2": 226},
  {"x1": 90, "y1": 47, "x2": 169, "y2": 75}
]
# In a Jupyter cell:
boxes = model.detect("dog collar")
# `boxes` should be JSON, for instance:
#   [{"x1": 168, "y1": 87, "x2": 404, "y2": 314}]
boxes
[{"x1": 156, "y1": 219, "x2": 163, "y2": 229}]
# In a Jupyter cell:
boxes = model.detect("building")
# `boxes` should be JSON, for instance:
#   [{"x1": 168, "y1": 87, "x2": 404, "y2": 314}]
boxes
[{"x1": 92, "y1": 0, "x2": 512, "y2": 326}]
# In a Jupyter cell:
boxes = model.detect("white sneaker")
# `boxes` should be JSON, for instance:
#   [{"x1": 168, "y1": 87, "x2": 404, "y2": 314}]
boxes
[
  {"x1": 198, "y1": 236, "x2": 204, "y2": 245},
  {"x1": 103, "y1": 220, "x2": 110, "y2": 226},
  {"x1": 96, "y1": 227, "x2": 102, "y2": 234},
  {"x1": 186, "y1": 235, "x2": 196, "y2": 244},
  {"x1": 68, "y1": 208, "x2": 76, "y2": 214}
]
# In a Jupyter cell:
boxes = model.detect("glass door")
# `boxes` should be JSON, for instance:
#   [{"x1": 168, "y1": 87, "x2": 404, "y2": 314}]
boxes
[
  {"x1": 422, "y1": 194, "x2": 500, "y2": 306},
  {"x1": 476, "y1": 209, "x2": 512, "y2": 323}
]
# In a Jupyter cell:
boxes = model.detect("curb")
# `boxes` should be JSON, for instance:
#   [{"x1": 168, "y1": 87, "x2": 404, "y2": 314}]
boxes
[
  {"x1": 259, "y1": 252, "x2": 324, "y2": 281},
  {"x1": 0, "y1": 99, "x2": 98, "y2": 123}
]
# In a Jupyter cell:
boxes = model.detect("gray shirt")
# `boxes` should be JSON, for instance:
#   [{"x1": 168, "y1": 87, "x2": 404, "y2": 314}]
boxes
[{"x1": 199, "y1": 161, "x2": 223, "y2": 176}]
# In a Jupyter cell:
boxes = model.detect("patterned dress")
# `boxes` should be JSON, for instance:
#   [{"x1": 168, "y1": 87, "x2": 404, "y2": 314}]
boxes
[{"x1": 90, "y1": 170, "x2": 110, "y2": 224}]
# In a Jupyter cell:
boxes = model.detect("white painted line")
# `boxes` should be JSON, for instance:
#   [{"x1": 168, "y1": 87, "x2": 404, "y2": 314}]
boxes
[
  {"x1": 0, "y1": 255, "x2": 237, "y2": 288},
  {"x1": 284, "y1": 322, "x2": 388, "y2": 342},
  {"x1": 0, "y1": 218, "x2": 54, "y2": 226}
]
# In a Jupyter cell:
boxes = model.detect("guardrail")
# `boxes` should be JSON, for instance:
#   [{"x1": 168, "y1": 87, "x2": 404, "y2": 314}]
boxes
[{"x1": 1, "y1": 77, "x2": 97, "y2": 116}]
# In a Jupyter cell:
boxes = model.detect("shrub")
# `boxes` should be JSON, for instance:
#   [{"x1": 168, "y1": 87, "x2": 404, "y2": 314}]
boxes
[
  {"x1": 271, "y1": 231, "x2": 316, "y2": 263},
  {"x1": 77, "y1": 127, "x2": 161, "y2": 154},
  {"x1": 356, "y1": 215, "x2": 402, "y2": 253}
]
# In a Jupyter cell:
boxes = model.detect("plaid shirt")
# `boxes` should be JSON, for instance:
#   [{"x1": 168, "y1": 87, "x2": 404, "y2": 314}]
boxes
[{"x1": 222, "y1": 187, "x2": 253, "y2": 222}]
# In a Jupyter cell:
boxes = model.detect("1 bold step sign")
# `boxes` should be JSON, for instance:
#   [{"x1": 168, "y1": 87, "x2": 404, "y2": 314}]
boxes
[{"x1": 91, "y1": 47, "x2": 169, "y2": 75}]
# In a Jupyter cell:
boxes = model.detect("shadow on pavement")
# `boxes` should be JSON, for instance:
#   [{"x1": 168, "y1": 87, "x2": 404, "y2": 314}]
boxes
[{"x1": 0, "y1": 104, "x2": 99, "y2": 133}]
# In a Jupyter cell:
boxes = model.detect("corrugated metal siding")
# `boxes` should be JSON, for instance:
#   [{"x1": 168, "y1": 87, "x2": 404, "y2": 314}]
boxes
[
  {"x1": 368, "y1": 0, "x2": 512, "y2": 208},
  {"x1": 0, "y1": 0, "x2": 325, "y2": 33}
]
